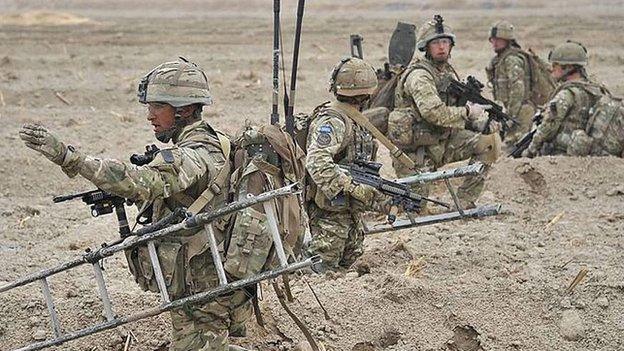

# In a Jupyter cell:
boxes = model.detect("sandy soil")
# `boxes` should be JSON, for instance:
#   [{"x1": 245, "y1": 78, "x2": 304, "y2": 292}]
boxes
[{"x1": 1, "y1": 1, "x2": 623, "y2": 350}]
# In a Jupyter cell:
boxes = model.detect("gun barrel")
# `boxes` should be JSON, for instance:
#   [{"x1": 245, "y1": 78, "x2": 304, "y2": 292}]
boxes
[
  {"x1": 52, "y1": 190, "x2": 100, "y2": 203},
  {"x1": 396, "y1": 163, "x2": 485, "y2": 185}
]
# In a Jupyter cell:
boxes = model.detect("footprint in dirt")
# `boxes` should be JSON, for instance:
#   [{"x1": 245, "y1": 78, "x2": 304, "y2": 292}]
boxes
[
  {"x1": 445, "y1": 325, "x2": 483, "y2": 351},
  {"x1": 515, "y1": 162, "x2": 547, "y2": 193}
]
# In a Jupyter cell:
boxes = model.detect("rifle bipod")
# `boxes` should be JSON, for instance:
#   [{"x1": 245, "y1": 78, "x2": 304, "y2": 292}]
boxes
[{"x1": 1, "y1": 184, "x2": 320, "y2": 351}]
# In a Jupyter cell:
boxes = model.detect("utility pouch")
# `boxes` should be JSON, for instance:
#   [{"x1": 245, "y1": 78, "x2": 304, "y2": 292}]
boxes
[
  {"x1": 124, "y1": 241, "x2": 186, "y2": 299},
  {"x1": 224, "y1": 208, "x2": 273, "y2": 280},
  {"x1": 388, "y1": 107, "x2": 415, "y2": 148}
]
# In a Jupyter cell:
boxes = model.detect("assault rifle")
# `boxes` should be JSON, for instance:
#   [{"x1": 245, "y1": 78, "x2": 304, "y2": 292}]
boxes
[
  {"x1": 440, "y1": 76, "x2": 518, "y2": 136},
  {"x1": 53, "y1": 189, "x2": 133, "y2": 238},
  {"x1": 341, "y1": 159, "x2": 450, "y2": 222},
  {"x1": 509, "y1": 110, "x2": 544, "y2": 158}
]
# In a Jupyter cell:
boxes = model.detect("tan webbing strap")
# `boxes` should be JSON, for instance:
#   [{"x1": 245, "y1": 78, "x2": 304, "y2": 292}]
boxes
[
  {"x1": 187, "y1": 131, "x2": 231, "y2": 214},
  {"x1": 272, "y1": 281, "x2": 323, "y2": 351},
  {"x1": 331, "y1": 101, "x2": 416, "y2": 170}
]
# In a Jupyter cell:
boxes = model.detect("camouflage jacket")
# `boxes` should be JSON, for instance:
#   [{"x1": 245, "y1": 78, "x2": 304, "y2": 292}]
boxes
[
  {"x1": 62, "y1": 120, "x2": 229, "y2": 232},
  {"x1": 306, "y1": 100, "x2": 376, "y2": 210},
  {"x1": 486, "y1": 47, "x2": 530, "y2": 117},
  {"x1": 395, "y1": 57, "x2": 467, "y2": 139},
  {"x1": 528, "y1": 78, "x2": 603, "y2": 155}
]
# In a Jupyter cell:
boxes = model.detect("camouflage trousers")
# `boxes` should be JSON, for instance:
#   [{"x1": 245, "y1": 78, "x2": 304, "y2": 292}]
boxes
[
  {"x1": 505, "y1": 102, "x2": 536, "y2": 145},
  {"x1": 304, "y1": 203, "x2": 364, "y2": 270},
  {"x1": 392, "y1": 129, "x2": 492, "y2": 207},
  {"x1": 169, "y1": 290, "x2": 252, "y2": 351}
]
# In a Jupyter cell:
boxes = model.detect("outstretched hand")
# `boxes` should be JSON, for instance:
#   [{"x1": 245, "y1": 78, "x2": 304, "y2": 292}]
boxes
[{"x1": 19, "y1": 123, "x2": 68, "y2": 165}]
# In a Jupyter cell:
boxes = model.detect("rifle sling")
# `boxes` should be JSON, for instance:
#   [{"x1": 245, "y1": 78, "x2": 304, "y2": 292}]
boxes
[{"x1": 331, "y1": 101, "x2": 416, "y2": 170}]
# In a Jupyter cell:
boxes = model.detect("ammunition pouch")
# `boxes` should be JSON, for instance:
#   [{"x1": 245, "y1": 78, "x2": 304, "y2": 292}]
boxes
[
  {"x1": 388, "y1": 107, "x2": 441, "y2": 151},
  {"x1": 125, "y1": 240, "x2": 187, "y2": 300}
]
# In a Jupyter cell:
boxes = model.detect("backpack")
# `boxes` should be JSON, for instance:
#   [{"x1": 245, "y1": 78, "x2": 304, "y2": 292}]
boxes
[
  {"x1": 369, "y1": 64, "x2": 406, "y2": 111},
  {"x1": 223, "y1": 123, "x2": 308, "y2": 279},
  {"x1": 585, "y1": 93, "x2": 624, "y2": 157},
  {"x1": 523, "y1": 48, "x2": 556, "y2": 105}
]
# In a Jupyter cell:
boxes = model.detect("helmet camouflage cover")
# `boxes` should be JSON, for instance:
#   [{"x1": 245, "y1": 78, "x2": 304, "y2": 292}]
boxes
[
  {"x1": 416, "y1": 14, "x2": 456, "y2": 52},
  {"x1": 138, "y1": 58, "x2": 213, "y2": 107},
  {"x1": 548, "y1": 40, "x2": 588, "y2": 66},
  {"x1": 329, "y1": 57, "x2": 378, "y2": 97},
  {"x1": 489, "y1": 20, "x2": 515, "y2": 41}
]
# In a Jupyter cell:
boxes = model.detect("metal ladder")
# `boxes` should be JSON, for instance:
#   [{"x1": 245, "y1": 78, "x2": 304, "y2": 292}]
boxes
[{"x1": 0, "y1": 183, "x2": 318, "y2": 351}]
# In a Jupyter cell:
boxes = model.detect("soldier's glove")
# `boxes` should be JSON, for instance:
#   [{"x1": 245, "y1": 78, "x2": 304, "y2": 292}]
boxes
[
  {"x1": 19, "y1": 123, "x2": 69, "y2": 165},
  {"x1": 348, "y1": 183, "x2": 380, "y2": 207},
  {"x1": 466, "y1": 102, "x2": 491, "y2": 131}
]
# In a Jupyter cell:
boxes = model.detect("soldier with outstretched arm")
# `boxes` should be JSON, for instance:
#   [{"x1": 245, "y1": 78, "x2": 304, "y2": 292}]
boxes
[{"x1": 19, "y1": 59, "x2": 252, "y2": 351}]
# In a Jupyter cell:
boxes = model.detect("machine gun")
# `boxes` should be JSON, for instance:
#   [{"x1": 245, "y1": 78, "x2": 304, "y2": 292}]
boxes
[
  {"x1": 53, "y1": 189, "x2": 133, "y2": 238},
  {"x1": 509, "y1": 110, "x2": 544, "y2": 158},
  {"x1": 440, "y1": 76, "x2": 518, "y2": 137},
  {"x1": 341, "y1": 159, "x2": 450, "y2": 222}
]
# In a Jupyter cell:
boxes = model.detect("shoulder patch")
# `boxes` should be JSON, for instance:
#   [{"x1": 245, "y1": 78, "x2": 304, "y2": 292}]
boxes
[
  {"x1": 316, "y1": 124, "x2": 333, "y2": 147},
  {"x1": 316, "y1": 133, "x2": 331, "y2": 146}
]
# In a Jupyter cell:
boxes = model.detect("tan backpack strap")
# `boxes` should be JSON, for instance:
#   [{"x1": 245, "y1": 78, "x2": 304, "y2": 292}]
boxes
[
  {"x1": 187, "y1": 131, "x2": 231, "y2": 214},
  {"x1": 331, "y1": 101, "x2": 416, "y2": 170}
]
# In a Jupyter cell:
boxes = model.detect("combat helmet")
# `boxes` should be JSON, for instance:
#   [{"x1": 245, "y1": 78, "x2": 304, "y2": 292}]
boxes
[
  {"x1": 548, "y1": 40, "x2": 588, "y2": 66},
  {"x1": 329, "y1": 57, "x2": 377, "y2": 97},
  {"x1": 489, "y1": 20, "x2": 515, "y2": 41},
  {"x1": 416, "y1": 15, "x2": 456, "y2": 52},
  {"x1": 138, "y1": 57, "x2": 212, "y2": 107}
]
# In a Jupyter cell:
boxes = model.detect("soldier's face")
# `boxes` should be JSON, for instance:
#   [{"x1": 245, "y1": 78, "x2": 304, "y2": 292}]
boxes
[
  {"x1": 147, "y1": 102, "x2": 176, "y2": 133},
  {"x1": 551, "y1": 64, "x2": 565, "y2": 80},
  {"x1": 427, "y1": 38, "x2": 452, "y2": 62},
  {"x1": 489, "y1": 37, "x2": 508, "y2": 52}
]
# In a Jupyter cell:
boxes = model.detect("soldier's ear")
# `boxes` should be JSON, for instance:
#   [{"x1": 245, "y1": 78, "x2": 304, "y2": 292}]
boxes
[{"x1": 178, "y1": 105, "x2": 197, "y2": 118}]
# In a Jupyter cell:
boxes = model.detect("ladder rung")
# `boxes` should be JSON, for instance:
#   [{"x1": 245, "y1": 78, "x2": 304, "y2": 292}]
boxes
[{"x1": 39, "y1": 278, "x2": 62, "y2": 338}]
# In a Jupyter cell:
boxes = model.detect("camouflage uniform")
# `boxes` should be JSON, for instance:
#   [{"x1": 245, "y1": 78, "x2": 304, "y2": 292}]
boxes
[
  {"x1": 389, "y1": 58, "x2": 492, "y2": 205},
  {"x1": 304, "y1": 57, "x2": 388, "y2": 270},
  {"x1": 20, "y1": 60, "x2": 251, "y2": 351},
  {"x1": 526, "y1": 79, "x2": 602, "y2": 156},
  {"x1": 305, "y1": 101, "x2": 378, "y2": 269},
  {"x1": 486, "y1": 47, "x2": 535, "y2": 143},
  {"x1": 525, "y1": 41, "x2": 615, "y2": 157},
  {"x1": 388, "y1": 16, "x2": 496, "y2": 207},
  {"x1": 485, "y1": 20, "x2": 536, "y2": 144}
]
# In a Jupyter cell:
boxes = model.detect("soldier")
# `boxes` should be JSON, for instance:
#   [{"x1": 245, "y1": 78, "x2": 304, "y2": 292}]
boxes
[
  {"x1": 304, "y1": 57, "x2": 393, "y2": 271},
  {"x1": 387, "y1": 15, "x2": 500, "y2": 209},
  {"x1": 486, "y1": 20, "x2": 536, "y2": 144},
  {"x1": 19, "y1": 59, "x2": 251, "y2": 351},
  {"x1": 523, "y1": 41, "x2": 611, "y2": 157}
]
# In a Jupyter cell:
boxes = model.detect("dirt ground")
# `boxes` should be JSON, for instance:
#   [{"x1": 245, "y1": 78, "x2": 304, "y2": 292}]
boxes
[{"x1": 1, "y1": 1, "x2": 623, "y2": 350}]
